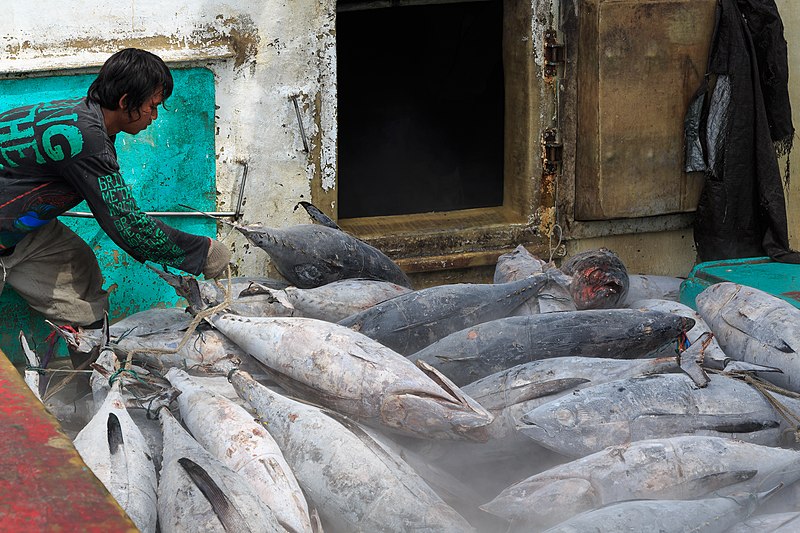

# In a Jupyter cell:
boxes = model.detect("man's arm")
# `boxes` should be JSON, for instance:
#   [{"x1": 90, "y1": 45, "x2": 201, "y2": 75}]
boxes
[{"x1": 60, "y1": 154, "x2": 212, "y2": 276}]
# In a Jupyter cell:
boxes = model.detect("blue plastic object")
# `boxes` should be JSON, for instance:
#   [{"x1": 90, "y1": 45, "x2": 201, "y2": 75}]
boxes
[{"x1": 680, "y1": 256, "x2": 800, "y2": 310}]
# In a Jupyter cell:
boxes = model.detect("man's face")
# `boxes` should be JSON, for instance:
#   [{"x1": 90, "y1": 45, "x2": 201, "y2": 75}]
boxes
[{"x1": 121, "y1": 89, "x2": 164, "y2": 135}]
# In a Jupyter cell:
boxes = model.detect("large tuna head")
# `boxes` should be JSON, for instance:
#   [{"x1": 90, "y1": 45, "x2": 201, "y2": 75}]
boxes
[
  {"x1": 561, "y1": 248, "x2": 629, "y2": 310},
  {"x1": 380, "y1": 361, "x2": 494, "y2": 441},
  {"x1": 517, "y1": 391, "x2": 628, "y2": 458}
]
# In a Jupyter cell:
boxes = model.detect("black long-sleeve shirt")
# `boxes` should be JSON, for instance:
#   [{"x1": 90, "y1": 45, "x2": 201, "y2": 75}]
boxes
[{"x1": 0, "y1": 97, "x2": 209, "y2": 274}]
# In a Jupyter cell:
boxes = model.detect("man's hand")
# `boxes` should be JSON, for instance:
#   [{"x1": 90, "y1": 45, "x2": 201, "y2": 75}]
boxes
[{"x1": 203, "y1": 239, "x2": 231, "y2": 279}]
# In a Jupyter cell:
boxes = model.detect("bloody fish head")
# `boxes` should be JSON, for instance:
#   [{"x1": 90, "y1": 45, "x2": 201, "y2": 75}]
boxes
[{"x1": 561, "y1": 248, "x2": 630, "y2": 310}]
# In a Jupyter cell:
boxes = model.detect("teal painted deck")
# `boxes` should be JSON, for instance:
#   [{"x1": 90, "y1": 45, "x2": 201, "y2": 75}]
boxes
[
  {"x1": 0, "y1": 68, "x2": 216, "y2": 363},
  {"x1": 679, "y1": 257, "x2": 800, "y2": 310}
]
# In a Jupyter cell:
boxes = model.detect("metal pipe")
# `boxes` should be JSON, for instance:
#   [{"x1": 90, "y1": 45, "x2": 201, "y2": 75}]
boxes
[
  {"x1": 64, "y1": 161, "x2": 250, "y2": 220},
  {"x1": 234, "y1": 161, "x2": 248, "y2": 219},
  {"x1": 62, "y1": 211, "x2": 237, "y2": 218}
]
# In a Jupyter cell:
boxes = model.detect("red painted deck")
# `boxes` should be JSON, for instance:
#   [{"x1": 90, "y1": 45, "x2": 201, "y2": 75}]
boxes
[{"x1": 0, "y1": 350, "x2": 138, "y2": 532}]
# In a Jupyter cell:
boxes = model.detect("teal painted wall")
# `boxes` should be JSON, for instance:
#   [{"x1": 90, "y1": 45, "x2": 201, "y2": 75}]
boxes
[{"x1": 0, "y1": 68, "x2": 216, "y2": 363}]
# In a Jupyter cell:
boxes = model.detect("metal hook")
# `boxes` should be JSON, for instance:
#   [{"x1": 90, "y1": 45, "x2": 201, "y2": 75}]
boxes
[{"x1": 291, "y1": 94, "x2": 310, "y2": 153}]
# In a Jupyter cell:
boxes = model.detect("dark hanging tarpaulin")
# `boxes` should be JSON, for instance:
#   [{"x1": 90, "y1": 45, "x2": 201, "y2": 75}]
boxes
[{"x1": 684, "y1": 0, "x2": 800, "y2": 263}]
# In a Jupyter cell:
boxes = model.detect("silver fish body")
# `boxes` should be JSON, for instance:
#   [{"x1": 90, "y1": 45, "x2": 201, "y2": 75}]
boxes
[
  {"x1": 209, "y1": 314, "x2": 493, "y2": 441},
  {"x1": 539, "y1": 488, "x2": 778, "y2": 533},
  {"x1": 728, "y1": 512, "x2": 800, "y2": 533},
  {"x1": 623, "y1": 274, "x2": 683, "y2": 305},
  {"x1": 494, "y1": 246, "x2": 575, "y2": 314},
  {"x1": 73, "y1": 385, "x2": 158, "y2": 533},
  {"x1": 255, "y1": 278, "x2": 412, "y2": 322},
  {"x1": 410, "y1": 357, "x2": 682, "y2": 465},
  {"x1": 482, "y1": 435, "x2": 800, "y2": 530},
  {"x1": 519, "y1": 373, "x2": 800, "y2": 458},
  {"x1": 493, "y1": 244, "x2": 547, "y2": 283},
  {"x1": 230, "y1": 369, "x2": 475, "y2": 533},
  {"x1": 157, "y1": 407, "x2": 286, "y2": 533},
  {"x1": 166, "y1": 368, "x2": 313, "y2": 533},
  {"x1": 697, "y1": 282, "x2": 800, "y2": 391}
]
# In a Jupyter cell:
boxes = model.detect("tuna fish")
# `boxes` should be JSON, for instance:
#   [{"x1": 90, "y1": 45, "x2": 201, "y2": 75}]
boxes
[
  {"x1": 207, "y1": 314, "x2": 493, "y2": 441},
  {"x1": 482, "y1": 436, "x2": 800, "y2": 530},
  {"x1": 73, "y1": 382, "x2": 159, "y2": 533},
  {"x1": 228, "y1": 367, "x2": 475, "y2": 533},
  {"x1": 337, "y1": 271, "x2": 560, "y2": 355},
  {"x1": 223, "y1": 219, "x2": 412, "y2": 289},
  {"x1": 623, "y1": 274, "x2": 684, "y2": 305},
  {"x1": 559, "y1": 248, "x2": 629, "y2": 310},
  {"x1": 157, "y1": 407, "x2": 286, "y2": 533},
  {"x1": 403, "y1": 357, "x2": 683, "y2": 476},
  {"x1": 165, "y1": 368, "x2": 313, "y2": 533},
  {"x1": 493, "y1": 246, "x2": 576, "y2": 315},
  {"x1": 697, "y1": 282, "x2": 800, "y2": 391},
  {"x1": 728, "y1": 512, "x2": 800, "y2": 533},
  {"x1": 411, "y1": 309, "x2": 694, "y2": 386},
  {"x1": 60, "y1": 308, "x2": 251, "y2": 373},
  {"x1": 518, "y1": 373, "x2": 800, "y2": 458},
  {"x1": 538, "y1": 486, "x2": 781, "y2": 533},
  {"x1": 493, "y1": 244, "x2": 547, "y2": 282},
  {"x1": 628, "y1": 299, "x2": 780, "y2": 376},
  {"x1": 239, "y1": 278, "x2": 412, "y2": 322}
]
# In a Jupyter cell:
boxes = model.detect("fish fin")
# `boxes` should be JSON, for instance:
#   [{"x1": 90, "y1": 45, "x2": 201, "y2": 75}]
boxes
[
  {"x1": 416, "y1": 359, "x2": 481, "y2": 406},
  {"x1": 19, "y1": 331, "x2": 43, "y2": 401},
  {"x1": 507, "y1": 378, "x2": 592, "y2": 405},
  {"x1": 723, "y1": 361, "x2": 784, "y2": 374},
  {"x1": 294, "y1": 200, "x2": 341, "y2": 230},
  {"x1": 723, "y1": 312, "x2": 795, "y2": 353},
  {"x1": 178, "y1": 457, "x2": 253, "y2": 533},
  {"x1": 107, "y1": 413, "x2": 124, "y2": 455},
  {"x1": 678, "y1": 344, "x2": 710, "y2": 388},
  {"x1": 655, "y1": 470, "x2": 758, "y2": 498},
  {"x1": 631, "y1": 413, "x2": 780, "y2": 437},
  {"x1": 146, "y1": 264, "x2": 207, "y2": 312},
  {"x1": 237, "y1": 283, "x2": 296, "y2": 310}
]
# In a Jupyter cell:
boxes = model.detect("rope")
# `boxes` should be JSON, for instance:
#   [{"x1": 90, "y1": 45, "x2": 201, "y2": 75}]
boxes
[
  {"x1": 716, "y1": 369, "x2": 800, "y2": 442},
  {"x1": 25, "y1": 365, "x2": 46, "y2": 375},
  {"x1": 547, "y1": 223, "x2": 563, "y2": 264},
  {"x1": 108, "y1": 368, "x2": 148, "y2": 386},
  {"x1": 122, "y1": 264, "x2": 234, "y2": 370},
  {"x1": 27, "y1": 367, "x2": 92, "y2": 375}
]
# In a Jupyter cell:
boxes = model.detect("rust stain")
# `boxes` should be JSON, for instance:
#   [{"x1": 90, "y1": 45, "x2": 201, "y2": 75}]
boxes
[
  {"x1": 4, "y1": 15, "x2": 259, "y2": 69},
  {"x1": 782, "y1": 291, "x2": 800, "y2": 302}
]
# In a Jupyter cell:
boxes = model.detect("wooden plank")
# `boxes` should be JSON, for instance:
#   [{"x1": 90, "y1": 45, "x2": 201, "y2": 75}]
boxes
[
  {"x1": 575, "y1": 0, "x2": 716, "y2": 220},
  {"x1": 0, "y1": 352, "x2": 137, "y2": 532}
]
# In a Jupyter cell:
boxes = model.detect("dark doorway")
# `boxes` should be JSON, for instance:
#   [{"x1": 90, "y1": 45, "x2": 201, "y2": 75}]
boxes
[{"x1": 336, "y1": 0, "x2": 505, "y2": 218}]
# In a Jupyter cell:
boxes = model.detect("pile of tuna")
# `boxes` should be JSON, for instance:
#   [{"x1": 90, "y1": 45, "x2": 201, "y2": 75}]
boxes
[{"x1": 19, "y1": 213, "x2": 800, "y2": 532}]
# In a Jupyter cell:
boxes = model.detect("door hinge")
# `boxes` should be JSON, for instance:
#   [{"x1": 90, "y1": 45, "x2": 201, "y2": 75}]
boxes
[
  {"x1": 541, "y1": 128, "x2": 563, "y2": 174},
  {"x1": 544, "y1": 29, "x2": 565, "y2": 79}
]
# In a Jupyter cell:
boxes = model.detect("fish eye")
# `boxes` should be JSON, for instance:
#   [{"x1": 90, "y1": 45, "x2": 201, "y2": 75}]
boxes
[{"x1": 555, "y1": 407, "x2": 577, "y2": 427}]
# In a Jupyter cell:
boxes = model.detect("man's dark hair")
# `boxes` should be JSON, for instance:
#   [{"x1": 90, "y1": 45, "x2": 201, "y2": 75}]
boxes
[{"x1": 87, "y1": 48, "x2": 174, "y2": 117}]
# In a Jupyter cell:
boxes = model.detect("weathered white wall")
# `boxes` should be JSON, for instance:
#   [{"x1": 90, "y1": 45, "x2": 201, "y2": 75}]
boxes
[
  {"x1": 0, "y1": 0, "x2": 338, "y2": 278},
  {"x1": 2, "y1": 1, "x2": 798, "y2": 281}
]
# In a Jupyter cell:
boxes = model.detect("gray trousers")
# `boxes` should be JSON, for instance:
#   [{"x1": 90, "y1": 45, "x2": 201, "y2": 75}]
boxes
[{"x1": 0, "y1": 220, "x2": 108, "y2": 327}]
